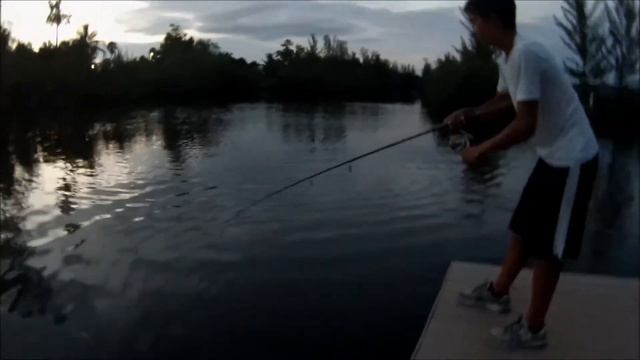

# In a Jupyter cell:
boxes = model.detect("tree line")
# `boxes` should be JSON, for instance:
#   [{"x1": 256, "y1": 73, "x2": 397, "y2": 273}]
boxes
[
  {"x1": 1, "y1": 2, "x2": 419, "y2": 112},
  {"x1": 1, "y1": 0, "x2": 638, "y2": 131}
]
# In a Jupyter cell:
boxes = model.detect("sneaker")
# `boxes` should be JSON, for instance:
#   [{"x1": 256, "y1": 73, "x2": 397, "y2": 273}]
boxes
[
  {"x1": 458, "y1": 280, "x2": 511, "y2": 313},
  {"x1": 490, "y1": 315, "x2": 548, "y2": 349}
]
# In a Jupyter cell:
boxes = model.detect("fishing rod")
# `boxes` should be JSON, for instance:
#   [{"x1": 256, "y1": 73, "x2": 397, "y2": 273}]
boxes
[{"x1": 223, "y1": 122, "x2": 456, "y2": 225}]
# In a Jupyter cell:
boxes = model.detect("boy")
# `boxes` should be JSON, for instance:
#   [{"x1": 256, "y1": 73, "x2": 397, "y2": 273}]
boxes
[{"x1": 447, "y1": 0, "x2": 599, "y2": 349}]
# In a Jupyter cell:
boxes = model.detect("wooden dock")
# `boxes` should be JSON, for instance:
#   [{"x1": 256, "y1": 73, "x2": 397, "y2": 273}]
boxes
[{"x1": 412, "y1": 262, "x2": 639, "y2": 360}]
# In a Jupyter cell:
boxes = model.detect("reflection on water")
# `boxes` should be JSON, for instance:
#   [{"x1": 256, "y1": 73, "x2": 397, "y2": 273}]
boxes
[{"x1": 1, "y1": 103, "x2": 638, "y2": 359}]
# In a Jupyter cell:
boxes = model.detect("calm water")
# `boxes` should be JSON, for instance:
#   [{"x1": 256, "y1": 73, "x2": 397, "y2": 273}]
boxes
[{"x1": 1, "y1": 103, "x2": 638, "y2": 359}]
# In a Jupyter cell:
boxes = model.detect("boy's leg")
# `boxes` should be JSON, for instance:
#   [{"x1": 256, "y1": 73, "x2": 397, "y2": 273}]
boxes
[
  {"x1": 526, "y1": 258, "x2": 562, "y2": 332},
  {"x1": 457, "y1": 234, "x2": 523, "y2": 313},
  {"x1": 492, "y1": 233, "x2": 527, "y2": 296}
]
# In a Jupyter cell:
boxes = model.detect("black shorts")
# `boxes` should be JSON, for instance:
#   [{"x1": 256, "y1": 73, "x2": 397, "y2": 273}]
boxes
[{"x1": 510, "y1": 155, "x2": 598, "y2": 260}]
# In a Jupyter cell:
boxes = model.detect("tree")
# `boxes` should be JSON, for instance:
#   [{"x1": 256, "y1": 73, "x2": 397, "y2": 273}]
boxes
[
  {"x1": 360, "y1": 48, "x2": 371, "y2": 64},
  {"x1": 74, "y1": 24, "x2": 103, "y2": 65},
  {"x1": 45, "y1": 0, "x2": 71, "y2": 47},
  {"x1": 275, "y1": 39, "x2": 294, "y2": 64},
  {"x1": 0, "y1": 26, "x2": 12, "y2": 107},
  {"x1": 554, "y1": 0, "x2": 610, "y2": 86},
  {"x1": 194, "y1": 39, "x2": 220, "y2": 55},
  {"x1": 422, "y1": 11, "x2": 500, "y2": 119},
  {"x1": 75, "y1": 24, "x2": 98, "y2": 47},
  {"x1": 603, "y1": 0, "x2": 638, "y2": 88},
  {"x1": 322, "y1": 35, "x2": 335, "y2": 57},
  {"x1": 307, "y1": 34, "x2": 319, "y2": 58},
  {"x1": 100, "y1": 41, "x2": 122, "y2": 69},
  {"x1": 2, "y1": 23, "x2": 419, "y2": 109},
  {"x1": 106, "y1": 41, "x2": 118, "y2": 59},
  {"x1": 1, "y1": 25, "x2": 11, "y2": 53},
  {"x1": 455, "y1": 14, "x2": 494, "y2": 62},
  {"x1": 335, "y1": 38, "x2": 349, "y2": 59},
  {"x1": 156, "y1": 24, "x2": 199, "y2": 63}
]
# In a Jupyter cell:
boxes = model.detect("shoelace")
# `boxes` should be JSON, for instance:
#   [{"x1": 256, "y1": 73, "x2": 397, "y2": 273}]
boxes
[
  {"x1": 504, "y1": 316, "x2": 524, "y2": 335},
  {"x1": 472, "y1": 281, "x2": 489, "y2": 295}
]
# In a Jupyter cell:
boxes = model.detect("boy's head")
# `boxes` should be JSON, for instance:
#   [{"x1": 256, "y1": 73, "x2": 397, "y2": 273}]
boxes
[{"x1": 464, "y1": 0, "x2": 516, "y2": 46}]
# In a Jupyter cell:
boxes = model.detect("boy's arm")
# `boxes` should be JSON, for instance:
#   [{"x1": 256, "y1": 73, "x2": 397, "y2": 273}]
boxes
[
  {"x1": 478, "y1": 100, "x2": 537, "y2": 153},
  {"x1": 462, "y1": 100, "x2": 537, "y2": 165},
  {"x1": 478, "y1": 46, "x2": 543, "y2": 153},
  {"x1": 466, "y1": 92, "x2": 513, "y2": 122},
  {"x1": 446, "y1": 92, "x2": 513, "y2": 129}
]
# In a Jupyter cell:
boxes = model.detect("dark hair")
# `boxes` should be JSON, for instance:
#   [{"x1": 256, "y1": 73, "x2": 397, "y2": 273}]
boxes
[{"x1": 464, "y1": 0, "x2": 517, "y2": 30}]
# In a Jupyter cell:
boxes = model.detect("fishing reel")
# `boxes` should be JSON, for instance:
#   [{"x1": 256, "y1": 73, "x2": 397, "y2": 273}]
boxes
[{"x1": 448, "y1": 129, "x2": 473, "y2": 154}]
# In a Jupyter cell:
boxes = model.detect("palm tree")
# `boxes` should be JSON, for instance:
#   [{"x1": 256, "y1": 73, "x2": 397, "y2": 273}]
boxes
[
  {"x1": 76, "y1": 24, "x2": 98, "y2": 46},
  {"x1": 554, "y1": 0, "x2": 609, "y2": 86},
  {"x1": 308, "y1": 34, "x2": 319, "y2": 57},
  {"x1": 73, "y1": 24, "x2": 104, "y2": 68},
  {"x1": 45, "y1": 0, "x2": 71, "y2": 47},
  {"x1": 76, "y1": 24, "x2": 103, "y2": 55},
  {"x1": 603, "y1": 0, "x2": 638, "y2": 88},
  {"x1": 106, "y1": 41, "x2": 118, "y2": 59}
]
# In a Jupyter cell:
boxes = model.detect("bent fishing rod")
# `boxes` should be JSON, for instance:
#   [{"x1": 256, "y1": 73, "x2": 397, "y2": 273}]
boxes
[{"x1": 223, "y1": 122, "x2": 459, "y2": 225}]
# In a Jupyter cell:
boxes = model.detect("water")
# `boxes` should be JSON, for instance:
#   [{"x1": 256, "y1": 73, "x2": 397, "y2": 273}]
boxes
[{"x1": 1, "y1": 103, "x2": 638, "y2": 359}]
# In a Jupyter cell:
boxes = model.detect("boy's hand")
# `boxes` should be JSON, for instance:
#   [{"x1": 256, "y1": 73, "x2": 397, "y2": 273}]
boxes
[
  {"x1": 462, "y1": 145, "x2": 487, "y2": 166},
  {"x1": 445, "y1": 107, "x2": 475, "y2": 131}
]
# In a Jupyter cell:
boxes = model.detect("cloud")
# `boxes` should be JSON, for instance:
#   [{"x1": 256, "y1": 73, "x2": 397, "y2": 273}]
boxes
[
  {"x1": 516, "y1": 0, "x2": 564, "y2": 24},
  {"x1": 118, "y1": 2, "x2": 467, "y2": 66},
  {"x1": 116, "y1": 1, "x2": 569, "y2": 70},
  {"x1": 117, "y1": 5, "x2": 198, "y2": 36},
  {"x1": 200, "y1": 20, "x2": 361, "y2": 42}
]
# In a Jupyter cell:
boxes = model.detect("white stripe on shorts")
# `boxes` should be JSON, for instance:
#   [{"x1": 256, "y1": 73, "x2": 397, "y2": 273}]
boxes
[{"x1": 553, "y1": 164, "x2": 581, "y2": 258}]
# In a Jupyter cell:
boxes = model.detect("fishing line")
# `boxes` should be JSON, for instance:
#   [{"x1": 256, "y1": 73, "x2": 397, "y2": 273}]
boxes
[{"x1": 220, "y1": 122, "x2": 467, "y2": 227}]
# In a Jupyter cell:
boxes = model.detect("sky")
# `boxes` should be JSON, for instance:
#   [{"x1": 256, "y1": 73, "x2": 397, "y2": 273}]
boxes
[{"x1": 1, "y1": 1, "x2": 569, "y2": 70}]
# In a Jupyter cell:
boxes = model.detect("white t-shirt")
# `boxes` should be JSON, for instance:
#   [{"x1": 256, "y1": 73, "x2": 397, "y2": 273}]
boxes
[{"x1": 496, "y1": 34, "x2": 599, "y2": 167}]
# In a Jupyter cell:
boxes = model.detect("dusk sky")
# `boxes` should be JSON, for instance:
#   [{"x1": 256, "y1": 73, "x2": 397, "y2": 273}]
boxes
[{"x1": 1, "y1": 1, "x2": 572, "y2": 70}]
